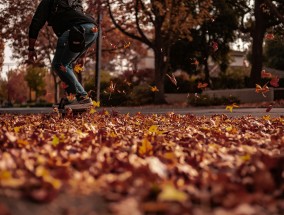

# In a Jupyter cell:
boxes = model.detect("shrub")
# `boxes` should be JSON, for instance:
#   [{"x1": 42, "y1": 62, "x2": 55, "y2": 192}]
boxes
[
  {"x1": 127, "y1": 84, "x2": 154, "y2": 106},
  {"x1": 188, "y1": 94, "x2": 240, "y2": 106}
]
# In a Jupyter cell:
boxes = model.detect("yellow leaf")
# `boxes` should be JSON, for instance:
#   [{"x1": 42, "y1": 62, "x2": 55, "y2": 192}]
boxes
[
  {"x1": 226, "y1": 126, "x2": 233, "y2": 132},
  {"x1": 74, "y1": 64, "x2": 83, "y2": 73},
  {"x1": 226, "y1": 103, "x2": 239, "y2": 112},
  {"x1": 151, "y1": 86, "x2": 159, "y2": 92},
  {"x1": 51, "y1": 135, "x2": 60, "y2": 146},
  {"x1": 240, "y1": 154, "x2": 251, "y2": 162},
  {"x1": 14, "y1": 126, "x2": 21, "y2": 133},
  {"x1": 92, "y1": 100, "x2": 100, "y2": 107},
  {"x1": 0, "y1": 170, "x2": 12, "y2": 180},
  {"x1": 148, "y1": 125, "x2": 163, "y2": 135},
  {"x1": 158, "y1": 184, "x2": 188, "y2": 202},
  {"x1": 162, "y1": 152, "x2": 177, "y2": 163},
  {"x1": 138, "y1": 138, "x2": 153, "y2": 156},
  {"x1": 109, "y1": 132, "x2": 117, "y2": 138},
  {"x1": 35, "y1": 166, "x2": 49, "y2": 177},
  {"x1": 262, "y1": 115, "x2": 271, "y2": 121},
  {"x1": 90, "y1": 108, "x2": 96, "y2": 114},
  {"x1": 37, "y1": 155, "x2": 46, "y2": 165},
  {"x1": 149, "y1": 125, "x2": 158, "y2": 133},
  {"x1": 17, "y1": 139, "x2": 29, "y2": 146},
  {"x1": 35, "y1": 167, "x2": 62, "y2": 189},
  {"x1": 44, "y1": 176, "x2": 62, "y2": 189}
]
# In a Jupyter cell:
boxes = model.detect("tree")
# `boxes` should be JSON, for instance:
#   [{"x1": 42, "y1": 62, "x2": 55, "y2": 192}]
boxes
[
  {"x1": 107, "y1": 0, "x2": 212, "y2": 103},
  {"x1": 0, "y1": 0, "x2": 59, "y2": 101},
  {"x1": 264, "y1": 35, "x2": 284, "y2": 70},
  {"x1": 6, "y1": 68, "x2": 29, "y2": 103},
  {"x1": 241, "y1": 0, "x2": 284, "y2": 86},
  {"x1": 25, "y1": 66, "x2": 47, "y2": 101},
  {"x1": 0, "y1": 38, "x2": 4, "y2": 72},
  {"x1": 0, "y1": 78, "x2": 8, "y2": 104},
  {"x1": 170, "y1": 0, "x2": 248, "y2": 86}
]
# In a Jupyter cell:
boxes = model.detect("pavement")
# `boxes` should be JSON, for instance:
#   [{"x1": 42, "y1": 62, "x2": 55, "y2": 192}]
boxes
[{"x1": 0, "y1": 106, "x2": 283, "y2": 117}]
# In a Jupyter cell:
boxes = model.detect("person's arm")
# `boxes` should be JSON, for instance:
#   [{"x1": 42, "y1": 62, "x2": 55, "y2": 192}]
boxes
[{"x1": 27, "y1": 0, "x2": 51, "y2": 63}]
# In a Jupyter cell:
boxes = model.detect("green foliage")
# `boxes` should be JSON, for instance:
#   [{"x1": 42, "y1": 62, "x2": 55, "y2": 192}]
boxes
[
  {"x1": 170, "y1": 0, "x2": 241, "y2": 76},
  {"x1": 264, "y1": 36, "x2": 284, "y2": 70},
  {"x1": 188, "y1": 94, "x2": 240, "y2": 106},
  {"x1": 84, "y1": 70, "x2": 113, "y2": 94},
  {"x1": 6, "y1": 69, "x2": 29, "y2": 103},
  {"x1": 210, "y1": 77, "x2": 245, "y2": 89},
  {"x1": 127, "y1": 84, "x2": 154, "y2": 106},
  {"x1": 25, "y1": 66, "x2": 47, "y2": 99},
  {"x1": 99, "y1": 72, "x2": 154, "y2": 107},
  {"x1": 164, "y1": 75, "x2": 202, "y2": 93}
]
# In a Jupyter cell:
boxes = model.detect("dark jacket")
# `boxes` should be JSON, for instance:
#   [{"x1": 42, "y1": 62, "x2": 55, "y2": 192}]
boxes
[{"x1": 29, "y1": 0, "x2": 95, "y2": 39}]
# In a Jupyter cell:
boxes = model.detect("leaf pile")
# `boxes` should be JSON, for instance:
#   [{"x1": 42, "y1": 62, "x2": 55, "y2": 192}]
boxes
[{"x1": 0, "y1": 112, "x2": 283, "y2": 214}]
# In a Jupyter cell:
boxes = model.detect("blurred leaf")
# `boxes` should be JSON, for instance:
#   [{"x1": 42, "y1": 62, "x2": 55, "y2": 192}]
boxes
[
  {"x1": 158, "y1": 184, "x2": 188, "y2": 202},
  {"x1": 138, "y1": 138, "x2": 153, "y2": 156},
  {"x1": 74, "y1": 64, "x2": 83, "y2": 73},
  {"x1": 51, "y1": 135, "x2": 60, "y2": 147}
]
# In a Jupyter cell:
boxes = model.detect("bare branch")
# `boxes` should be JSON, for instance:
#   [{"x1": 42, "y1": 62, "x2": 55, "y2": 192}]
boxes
[
  {"x1": 135, "y1": 0, "x2": 153, "y2": 48},
  {"x1": 106, "y1": 0, "x2": 152, "y2": 48}
]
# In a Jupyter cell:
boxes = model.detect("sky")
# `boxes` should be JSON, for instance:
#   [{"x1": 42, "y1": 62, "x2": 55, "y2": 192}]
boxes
[{"x1": 2, "y1": 43, "x2": 17, "y2": 79}]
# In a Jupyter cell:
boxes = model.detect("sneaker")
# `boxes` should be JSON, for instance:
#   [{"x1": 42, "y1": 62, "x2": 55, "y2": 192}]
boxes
[
  {"x1": 52, "y1": 97, "x2": 71, "y2": 109},
  {"x1": 64, "y1": 96, "x2": 93, "y2": 110}
]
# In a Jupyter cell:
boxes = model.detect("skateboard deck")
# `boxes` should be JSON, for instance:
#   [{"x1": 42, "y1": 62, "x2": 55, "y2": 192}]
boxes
[{"x1": 55, "y1": 107, "x2": 90, "y2": 115}]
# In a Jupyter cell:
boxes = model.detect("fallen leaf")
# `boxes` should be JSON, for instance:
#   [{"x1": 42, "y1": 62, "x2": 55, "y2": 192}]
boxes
[
  {"x1": 138, "y1": 138, "x2": 153, "y2": 156},
  {"x1": 74, "y1": 64, "x2": 83, "y2": 73},
  {"x1": 51, "y1": 135, "x2": 60, "y2": 147},
  {"x1": 93, "y1": 100, "x2": 100, "y2": 107},
  {"x1": 225, "y1": 103, "x2": 239, "y2": 112},
  {"x1": 158, "y1": 184, "x2": 188, "y2": 202}
]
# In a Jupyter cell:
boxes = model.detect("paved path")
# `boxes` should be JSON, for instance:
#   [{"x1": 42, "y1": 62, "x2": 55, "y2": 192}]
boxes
[{"x1": 0, "y1": 107, "x2": 283, "y2": 117}]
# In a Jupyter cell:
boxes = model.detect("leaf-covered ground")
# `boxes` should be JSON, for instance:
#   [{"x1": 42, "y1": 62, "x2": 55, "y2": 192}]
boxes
[{"x1": 0, "y1": 111, "x2": 283, "y2": 215}]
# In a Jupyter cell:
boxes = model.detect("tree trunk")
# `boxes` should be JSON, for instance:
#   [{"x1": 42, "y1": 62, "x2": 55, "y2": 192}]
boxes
[
  {"x1": 154, "y1": 49, "x2": 167, "y2": 104},
  {"x1": 52, "y1": 72, "x2": 59, "y2": 103},
  {"x1": 249, "y1": 0, "x2": 266, "y2": 87},
  {"x1": 204, "y1": 55, "x2": 210, "y2": 85},
  {"x1": 29, "y1": 87, "x2": 32, "y2": 102}
]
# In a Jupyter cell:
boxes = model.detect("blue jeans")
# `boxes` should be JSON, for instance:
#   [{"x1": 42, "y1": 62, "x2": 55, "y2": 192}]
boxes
[{"x1": 52, "y1": 23, "x2": 98, "y2": 98}]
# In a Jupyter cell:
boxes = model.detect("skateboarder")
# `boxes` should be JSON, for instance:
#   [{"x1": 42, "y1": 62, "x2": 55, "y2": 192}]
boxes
[{"x1": 27, "y1": 0, "x2": 97, "y2": 110}]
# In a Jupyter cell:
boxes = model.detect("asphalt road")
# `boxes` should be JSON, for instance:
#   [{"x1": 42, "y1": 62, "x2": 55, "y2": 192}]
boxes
[{"x1": 0, "y1": 106, "x2": 283, "y2": 117}]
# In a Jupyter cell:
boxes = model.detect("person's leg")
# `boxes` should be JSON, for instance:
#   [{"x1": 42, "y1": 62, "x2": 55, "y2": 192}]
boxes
[
  {"x1": 51, "y1": 23, "x2": 98, "y2": 99},
  {"x1": 73, "y1": 23, "x2": 98, "y2": 65},
  {"x1": 52, "y1": 31, "x2": 81, "y2": 96}
]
